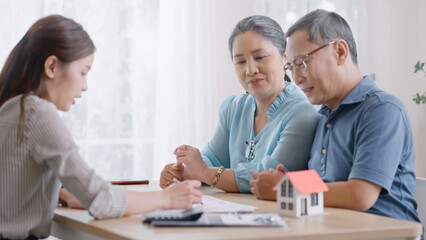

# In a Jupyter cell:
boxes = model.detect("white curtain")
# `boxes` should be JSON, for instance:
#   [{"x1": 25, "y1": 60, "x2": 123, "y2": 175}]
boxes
[
  {"x1": 153, "y1": 0, "x2": 219, "y2": 177},
  {"x1": 0, "y1": 0, "x2": 162, "y2": 180}
]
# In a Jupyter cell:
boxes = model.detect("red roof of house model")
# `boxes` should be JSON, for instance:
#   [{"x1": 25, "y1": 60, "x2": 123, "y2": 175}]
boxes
[{"x1": 273, "y1": 170, "x2": 328, "y2": 194}]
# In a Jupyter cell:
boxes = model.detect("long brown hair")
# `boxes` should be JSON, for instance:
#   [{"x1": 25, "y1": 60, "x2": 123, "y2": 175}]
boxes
[{"x1": 0, "y1": 15, "x2": 95, "y2": 143}]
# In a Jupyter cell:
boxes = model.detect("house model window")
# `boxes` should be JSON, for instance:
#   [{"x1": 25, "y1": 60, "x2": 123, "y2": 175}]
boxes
[
  {"x1": 281, "y1": 180, "x2": 287, "y2": 197},
  {"x1": 288, "y1": 182, "x2": 294, "y2": 198},
  {"x1": 311, "y1": 193, "x2": 319, "y2": 206},
  {"x1": 273, "y1": 170, "x2": 328, "y2": 217}
]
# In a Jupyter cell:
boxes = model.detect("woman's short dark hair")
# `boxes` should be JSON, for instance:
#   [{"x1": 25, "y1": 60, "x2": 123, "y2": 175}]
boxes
[
  {"x1": 0, "y1": 14, "x2": 95, "y2": 142},
  {"x1": 228, "y1": 15, "x2": 291, "y2": 82},
  {"x1": 228, "y1": 15, "x2": 286, "y2": 59}
]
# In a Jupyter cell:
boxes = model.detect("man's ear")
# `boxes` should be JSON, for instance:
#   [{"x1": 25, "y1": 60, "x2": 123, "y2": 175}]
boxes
[
  {"x1": 44, "y1": 55, "x2": 60, "y2": 79},
  {"x1": 335, "y1": 40, "x2": 349, "y2": 65}
]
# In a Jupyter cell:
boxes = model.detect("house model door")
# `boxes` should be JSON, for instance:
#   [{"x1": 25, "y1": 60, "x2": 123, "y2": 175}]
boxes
[{"x1": 301, "y1": 198, "x2": 307, "y2": 216}]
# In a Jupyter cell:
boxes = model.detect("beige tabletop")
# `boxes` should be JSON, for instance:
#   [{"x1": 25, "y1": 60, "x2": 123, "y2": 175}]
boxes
[{"x1": 53, "y1": 182, "x2": 423, "y2": 240}]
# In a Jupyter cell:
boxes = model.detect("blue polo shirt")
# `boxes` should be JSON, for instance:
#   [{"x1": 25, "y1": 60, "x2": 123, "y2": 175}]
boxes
[{"x1": 309, "y1": 76, "x2": 420, "y2": 223}]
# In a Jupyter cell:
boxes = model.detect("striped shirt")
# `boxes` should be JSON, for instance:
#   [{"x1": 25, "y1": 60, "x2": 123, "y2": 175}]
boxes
[{"x1": 0, "y1": 95, "x2": 127, "y2": 239}]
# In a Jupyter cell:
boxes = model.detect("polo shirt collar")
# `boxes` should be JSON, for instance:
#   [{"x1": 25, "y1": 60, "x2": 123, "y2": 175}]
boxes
[{"x1": 319, "y1": 75, "x2": 376, "y2": 115}]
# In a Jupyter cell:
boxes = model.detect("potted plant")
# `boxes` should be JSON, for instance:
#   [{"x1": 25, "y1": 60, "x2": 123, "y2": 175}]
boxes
[{"x1": 413, "y1": 61, "x2": 426, "y2": 104}]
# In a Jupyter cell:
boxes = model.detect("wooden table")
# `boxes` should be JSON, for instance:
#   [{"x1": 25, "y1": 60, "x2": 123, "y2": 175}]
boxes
[{"x1": 52, "y1": 182, "x2": 423, "y2": 240}]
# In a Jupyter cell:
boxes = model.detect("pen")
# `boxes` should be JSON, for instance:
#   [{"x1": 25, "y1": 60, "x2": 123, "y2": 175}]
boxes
[
  {"x1": 173, "y1": 178, "x2": 203, "y2": 205},
  {"x1": 173, "y1": 178, "x2": 181, "y2": 183}
]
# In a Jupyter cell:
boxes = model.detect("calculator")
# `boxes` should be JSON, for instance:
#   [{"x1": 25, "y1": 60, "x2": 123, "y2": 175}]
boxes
[{"x1": 141, "y1": 206, "x2": 203, "y2": 222}]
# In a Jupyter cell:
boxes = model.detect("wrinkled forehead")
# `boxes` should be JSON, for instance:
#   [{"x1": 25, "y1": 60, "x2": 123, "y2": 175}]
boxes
[{"x1": 285, "y1": 30, "x2": 318, "y2": 61}]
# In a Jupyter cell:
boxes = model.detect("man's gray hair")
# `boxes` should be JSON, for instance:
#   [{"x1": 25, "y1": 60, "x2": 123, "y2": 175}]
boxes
[
  {"x1": 228, "y1": 15, "x2": 286, "y2": 59},
  {"x1": 286, "y1": 9, "x2": 358, "y2": 65}
]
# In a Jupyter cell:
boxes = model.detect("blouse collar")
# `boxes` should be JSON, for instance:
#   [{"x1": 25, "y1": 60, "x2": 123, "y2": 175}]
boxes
[{"x1": 251, "y1": 82, "x2": 298, "y2": 120}]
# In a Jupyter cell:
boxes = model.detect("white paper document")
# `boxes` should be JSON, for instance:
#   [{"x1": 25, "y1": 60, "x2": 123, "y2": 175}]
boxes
[{"x1": 193, "y1": 195, "x2": 258, "y2": 213}]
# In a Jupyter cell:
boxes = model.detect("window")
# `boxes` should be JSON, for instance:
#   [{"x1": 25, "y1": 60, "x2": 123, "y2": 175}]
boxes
[
  {"x1": 289, "y1": 182, "x2": 294, "y2": 198},
  {"x1": 311, "y1": 193, "x2": 319, "y2": 206},
  {"x1": 289, "y1": 202, "x2": 294, "y2": 211},
  {"x1": 281, "y1": 180, "x2": 287, "y2": 197},
  {"x1": 59, "y1": 0, "x2": 159, "y2": 181},
  {"x1": 0, "y1": 0, "x2": 159, "y2": 181},
  {"x1": 281, "y1": 202, "x2": 286, "y2": 210}
]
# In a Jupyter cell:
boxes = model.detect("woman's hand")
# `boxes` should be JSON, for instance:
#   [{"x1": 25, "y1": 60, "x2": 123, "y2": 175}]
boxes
[
  {"x1": 58, "y1": 188, "x2": 84, "y2": 209},
  {"x1": 174, "y1": 145, "x2": 208, "y2": 182},
  {"x1": 250, "y1": 164, "x2": 285, "y2": 201},
  {"x1": 161, "y1": 180, "x2": 202, "y2": 209},
  {"x1": 124, "y1": 180, "x2": 202, "y2": 216},
  {"x1": 160, "y1": 163, "x2": 185, "y2": 189}
]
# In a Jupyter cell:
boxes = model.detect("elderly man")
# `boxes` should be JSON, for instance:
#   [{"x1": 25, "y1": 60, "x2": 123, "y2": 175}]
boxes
[{"x1": 250, "y1": 9, "x2": 420, "y2": 224}]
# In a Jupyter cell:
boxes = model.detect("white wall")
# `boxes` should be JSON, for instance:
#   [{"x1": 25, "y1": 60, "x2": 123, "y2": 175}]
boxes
[{"x1": 357, "y1": 0, "x2": 426, "y2": 177}]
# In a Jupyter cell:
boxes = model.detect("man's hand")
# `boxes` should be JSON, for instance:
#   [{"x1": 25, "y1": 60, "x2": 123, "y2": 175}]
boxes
[{"x1": 250, "y1": 164, "x2": 285, "y2": 201}]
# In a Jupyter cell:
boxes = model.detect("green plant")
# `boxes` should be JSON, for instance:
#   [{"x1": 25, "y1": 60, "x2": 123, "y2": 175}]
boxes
[{"x1": 413, "y1": 61, "x2": 426, "y2": 104}]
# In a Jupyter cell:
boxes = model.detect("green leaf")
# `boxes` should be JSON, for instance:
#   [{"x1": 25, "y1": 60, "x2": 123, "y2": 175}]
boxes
[
  {"x1": 414, "y1": 61, "x2": 425, "y2": 73},
  {"x1": 412, "y1": 93, "x2": 425, "y2": 104},
  {"x1": 415, "y1": 61, "x2": 420, "y2": 73},
  {"x1": 412, "y1": 61, "x2": 426, "y2": 104}
]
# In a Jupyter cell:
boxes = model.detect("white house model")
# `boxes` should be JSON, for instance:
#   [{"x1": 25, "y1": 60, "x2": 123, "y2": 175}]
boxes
[{"x1": 273, "y1": 169, "x2": 328, "y2": 217}]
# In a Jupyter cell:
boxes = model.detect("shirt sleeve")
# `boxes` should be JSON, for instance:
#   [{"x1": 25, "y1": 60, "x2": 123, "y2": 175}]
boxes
[
  {"x1": 27, "y1": 101, "x2": 127, "y2": 219},
  {"x1": 234, "y1": 105, "x2": 319, "y2": 192},
  {"x1": 200, "y1": 96, "x2": 235, "y2": 169},
  {"x1": 270, "y1": 105, "x2": 319, "y2": 171},
  {"x1": 348, "y1": 101, "x2": 406, "y2": 193}
]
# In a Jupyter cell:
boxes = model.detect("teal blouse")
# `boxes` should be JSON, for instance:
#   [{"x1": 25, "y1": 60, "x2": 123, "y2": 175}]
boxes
[{"x1": 201, "y1": 82, "x2": 320, "y2": 192}]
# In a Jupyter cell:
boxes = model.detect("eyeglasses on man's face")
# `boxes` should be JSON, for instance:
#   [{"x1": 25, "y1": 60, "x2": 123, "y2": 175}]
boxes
[{"x1": 284, "y1": 40, "x2": 337, "y2": 77}]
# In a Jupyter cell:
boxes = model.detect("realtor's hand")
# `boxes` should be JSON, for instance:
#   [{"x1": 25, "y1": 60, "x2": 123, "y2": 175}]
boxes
[
  {"x1": 250, "y1": 164, "x2": 285, "y2": 201},
  {"x1": 162, "y1": 180, "x2": 202, "y2": 209},
  {"x1": 58, "y1": 188, "x2": 84, "y2": 209}
]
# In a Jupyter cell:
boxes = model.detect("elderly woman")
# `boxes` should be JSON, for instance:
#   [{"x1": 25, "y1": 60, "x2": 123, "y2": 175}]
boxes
[{"x1": 160, "y1": 15, "x2": 319, "y2": 193}]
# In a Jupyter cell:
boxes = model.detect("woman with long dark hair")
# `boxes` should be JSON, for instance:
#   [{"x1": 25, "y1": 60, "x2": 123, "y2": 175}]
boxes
[{"x1": 0, "y1": 15, "x2": 201, "y2": 239}]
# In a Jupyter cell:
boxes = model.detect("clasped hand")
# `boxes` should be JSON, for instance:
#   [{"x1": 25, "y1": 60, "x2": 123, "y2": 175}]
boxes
[
  {"x1": 250, "y1": 164, "x2": 285, "y2": 201},
  {"x1": 160, "y1": 144, "x2": 208, "y2": 189}
]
